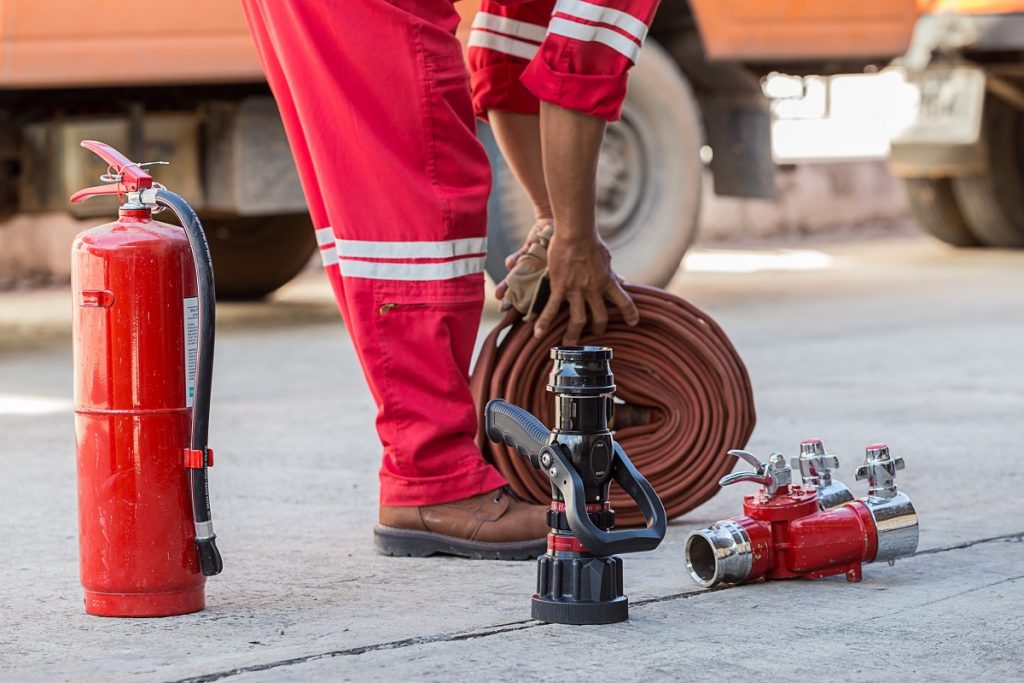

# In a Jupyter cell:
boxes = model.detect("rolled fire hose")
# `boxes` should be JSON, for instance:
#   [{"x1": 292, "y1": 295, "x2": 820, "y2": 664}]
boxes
[{"x1": 471, "y1": 284, "x2": 757, "y2": 526}]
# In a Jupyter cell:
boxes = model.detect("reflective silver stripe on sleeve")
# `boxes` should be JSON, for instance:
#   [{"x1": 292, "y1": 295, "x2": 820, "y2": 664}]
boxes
[
  {"x1": 468, "y1": 30, "x2": 540, "y2": 60},
  {"x1": 472, "y1": 12, "x2": 548, "y2": 42},
  {"x1": 553, "y1": 0, "x2": 649, "y2": 44},
  {"x1": 547, "y1": 16, "x2": 641, "y2": 62}
]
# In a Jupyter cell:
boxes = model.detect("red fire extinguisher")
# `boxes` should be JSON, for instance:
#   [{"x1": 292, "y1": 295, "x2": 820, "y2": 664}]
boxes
[{"x1": 70, "y1": 140, "x2": 223, "y2": 617}]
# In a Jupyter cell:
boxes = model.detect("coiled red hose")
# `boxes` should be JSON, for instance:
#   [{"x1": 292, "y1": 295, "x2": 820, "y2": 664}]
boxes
[{"x1": 471, "y1": 284, "x2": 756, "y2": 526}]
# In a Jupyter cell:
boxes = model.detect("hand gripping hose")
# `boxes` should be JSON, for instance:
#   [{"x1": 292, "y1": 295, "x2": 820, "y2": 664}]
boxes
[{"x1": 471, "y1": 284, "x2": 757, "y2": 526}]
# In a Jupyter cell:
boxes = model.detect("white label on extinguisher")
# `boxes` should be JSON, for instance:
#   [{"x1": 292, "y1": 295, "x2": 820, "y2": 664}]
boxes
[{"x1": 184, "y1": 297, "x2": 200, "y2": 409}]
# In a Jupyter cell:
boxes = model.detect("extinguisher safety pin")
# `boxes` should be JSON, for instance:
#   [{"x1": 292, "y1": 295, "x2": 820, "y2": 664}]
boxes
[{"x1": 100, "y1": 160, "x2": 169, "y2": 184}]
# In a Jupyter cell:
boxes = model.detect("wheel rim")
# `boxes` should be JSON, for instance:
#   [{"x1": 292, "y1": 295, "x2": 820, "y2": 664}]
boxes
[
  {"x1": 596, "y1": 103, "x2": 650, "y2": 243},
  {"x1": 497, "y1": 102, "x2": 655, "y2": 248}
]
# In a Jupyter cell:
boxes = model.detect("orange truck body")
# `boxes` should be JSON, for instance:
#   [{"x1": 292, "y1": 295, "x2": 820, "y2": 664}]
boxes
[
  {"x1": 686, "y1": 0, "x2": 917, "y2": 61},
  {"x1": 460, "y1": 1, "x2": 919, "y2": 61},
  {"x1": 1, "y1": 0, "x2": 926, "y2": 90},
  {"x1": 0, "y1": 1, "x2": 262, "y2": 87},
  {"x1": 10, "y1": 1, "x2": 1024, "y2": 89},
  {"x1": 920, "y1": 0, "x2": 1024, "y2": 12}
]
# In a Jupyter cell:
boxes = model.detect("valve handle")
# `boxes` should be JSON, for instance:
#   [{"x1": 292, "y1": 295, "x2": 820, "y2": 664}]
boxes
[
  {"x1": 791, "y1": 438, "x2": 841, "y2": 487},
  {"x1": 855, "y1": 443, "x2": 905, "y2": 499},
  {"x1": 484, "y1": 399, "x2": 667, "y2": 556},
  {"x1": 719, "y1": 471, "x2": 773, "y2": 488},
  {"x1": 728, "y1": 448, "x2": 764, "y2": 471},
  {"x1": 718, "y1": 449, "x2": 769, "y2": 487},
  {"x1": 69, "y1": 140, "x2": 153, "y2": 204},
  {"x1": 719, "y1": 449, "x2": 791, "y2": 495}
]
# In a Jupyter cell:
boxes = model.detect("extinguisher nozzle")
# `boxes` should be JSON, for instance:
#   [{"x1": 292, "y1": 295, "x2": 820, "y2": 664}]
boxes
[{"x1": 196, "y1": 536, "x2": 224, "y2": 576}]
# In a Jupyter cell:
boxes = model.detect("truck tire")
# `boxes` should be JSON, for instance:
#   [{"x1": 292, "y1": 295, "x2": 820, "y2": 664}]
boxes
[
  {"x1": 951, "y1": 94, "x2": 1024, "y2": 248},
  {"x1": 903, "y1": 177, "x2": 979, "y2": 247},
  {"x1": 484, "y1": 39, "x2": 702, "y2": 287},
  {"x1": 200, "y1": 213, "x2": 316, "y2": 300}
]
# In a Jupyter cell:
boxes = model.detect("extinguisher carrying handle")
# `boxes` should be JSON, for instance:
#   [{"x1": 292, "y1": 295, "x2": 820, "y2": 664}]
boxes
[{"x1": 154, "y1": 188, "x2": 223, "y2": 577}]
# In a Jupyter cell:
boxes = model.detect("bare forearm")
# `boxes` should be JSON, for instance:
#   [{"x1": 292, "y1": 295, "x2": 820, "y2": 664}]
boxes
[
  {"x1": 532, "y1": 101, "x2": 637, "y2": 344},
  {"x1": 489, "y1": 111, "x2": 551, "y2": 219},
  {"x1": 539, "y1": 101, "x2": 606, "y2": 243}
]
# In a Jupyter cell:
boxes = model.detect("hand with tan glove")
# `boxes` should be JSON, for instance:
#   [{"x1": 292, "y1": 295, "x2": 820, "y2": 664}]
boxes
[
  {"x1": 490, "y1": 105, "x2": 640, "y2": 345},
  {"x1": 496, "y1": 220, "x2": 553, "y2": 321}
]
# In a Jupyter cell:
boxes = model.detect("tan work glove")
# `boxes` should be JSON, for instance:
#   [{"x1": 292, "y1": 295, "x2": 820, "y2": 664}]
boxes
[{"x1": 500, "y1": 223, "x2": 554, "y2": 321}]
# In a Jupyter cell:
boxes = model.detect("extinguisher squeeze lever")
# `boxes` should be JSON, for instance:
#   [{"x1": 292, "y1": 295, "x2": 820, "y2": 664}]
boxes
[{"x1": 69, "y1": 140, "x2": 155, "y2": 203}]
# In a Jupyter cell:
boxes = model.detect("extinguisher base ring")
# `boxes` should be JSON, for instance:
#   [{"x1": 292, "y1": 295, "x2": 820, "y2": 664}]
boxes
[{"x1": 83, "y1": 585, "x2": 205, "y2": 618}]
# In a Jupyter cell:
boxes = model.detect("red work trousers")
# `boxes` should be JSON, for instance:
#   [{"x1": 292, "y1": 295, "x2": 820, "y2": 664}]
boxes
[
  {"x1": 242, "y1": 0, "x2": 507, "y2": 506},
  {"x1": 469, "y1": 0, "x2": 662, "y2": 122}
]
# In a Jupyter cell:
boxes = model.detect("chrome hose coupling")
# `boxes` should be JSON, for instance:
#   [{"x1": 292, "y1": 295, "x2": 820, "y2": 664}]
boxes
[{"x1": 685, "y1": 441, "x2": 919, "y2": 588}]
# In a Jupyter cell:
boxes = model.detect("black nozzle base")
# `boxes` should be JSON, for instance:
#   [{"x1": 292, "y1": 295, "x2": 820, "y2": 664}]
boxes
[{"x1": 531, "y1": 553, "x2": 627, "y2": 625}]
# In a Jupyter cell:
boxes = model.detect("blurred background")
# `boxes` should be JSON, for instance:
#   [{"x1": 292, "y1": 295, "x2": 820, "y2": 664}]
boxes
[{"x1": 0, "y1": 0, "x2": 1021, "y2": 297}]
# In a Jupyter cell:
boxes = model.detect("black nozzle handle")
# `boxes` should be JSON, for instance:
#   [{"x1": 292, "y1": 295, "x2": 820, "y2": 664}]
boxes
[
  {"x1": 196, "y1": 536, "x2": 223, "y2": 577},
  {"x1": 544, "y1": 443, "x2": 666, "y2": 556},
  {"x1": 485, "y1": 399, "x2": 551, "y2": 469}
]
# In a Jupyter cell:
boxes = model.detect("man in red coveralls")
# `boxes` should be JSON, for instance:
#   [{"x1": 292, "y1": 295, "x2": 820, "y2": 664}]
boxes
[{"x1": 242, "y1": 0, "x2": 659, "y2": 559}]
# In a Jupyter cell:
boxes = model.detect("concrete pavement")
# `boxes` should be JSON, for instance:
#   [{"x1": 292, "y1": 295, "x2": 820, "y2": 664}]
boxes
[{"x1": 1, "y1": 235, "x2": 1022, "y2": 681}]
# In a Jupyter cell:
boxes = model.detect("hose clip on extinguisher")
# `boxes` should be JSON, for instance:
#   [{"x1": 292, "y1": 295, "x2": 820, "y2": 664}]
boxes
[
  {"x1": 684, "y1": 442, "x2": 918, "y2": 588},
  {"x1": 485, "y1": 346, "x2": 667, "y2": 625},
  {"x1": 71, "y1": 140, "x2": 223, "y2": 580}
]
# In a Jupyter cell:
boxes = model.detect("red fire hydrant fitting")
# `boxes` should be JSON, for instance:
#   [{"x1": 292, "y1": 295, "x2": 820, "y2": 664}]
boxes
[{"x1": 685, "y1": 442, "x2": 918, "y2": 587}]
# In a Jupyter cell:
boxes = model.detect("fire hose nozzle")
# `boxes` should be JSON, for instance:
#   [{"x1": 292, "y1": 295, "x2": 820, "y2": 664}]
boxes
[
  {"x1": 792, "y1": 439, "x2": 855, "y2": 509},
  {"x1": 484, "y1": 346, "x2": 666, "y2": 625}
]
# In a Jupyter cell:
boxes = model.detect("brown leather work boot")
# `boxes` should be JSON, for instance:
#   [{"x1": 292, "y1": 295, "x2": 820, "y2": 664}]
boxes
[{"x1": 374, "y1": 487, "x2": 549, "y2": 560}]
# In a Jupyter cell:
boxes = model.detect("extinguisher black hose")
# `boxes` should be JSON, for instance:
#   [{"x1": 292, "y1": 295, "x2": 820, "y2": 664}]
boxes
[{"x1": 155, "y1": 189, "x2": 224, "y2": 577}]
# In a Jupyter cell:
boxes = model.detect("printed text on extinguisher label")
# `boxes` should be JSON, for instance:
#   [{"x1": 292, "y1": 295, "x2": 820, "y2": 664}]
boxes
[{"x1": 184, "y1": 297, "x2": 199, "y2": 408}]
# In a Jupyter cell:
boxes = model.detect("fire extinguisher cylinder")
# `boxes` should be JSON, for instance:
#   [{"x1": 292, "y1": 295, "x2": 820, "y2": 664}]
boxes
[{"x1": 71, "y1": 141, "x2": 221, "y2": 618}]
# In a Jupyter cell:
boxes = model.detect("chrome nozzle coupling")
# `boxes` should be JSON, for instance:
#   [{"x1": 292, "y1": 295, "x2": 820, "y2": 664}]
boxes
[{"x1": 684, "y1": 519, "x2": 753, "y2": 588}]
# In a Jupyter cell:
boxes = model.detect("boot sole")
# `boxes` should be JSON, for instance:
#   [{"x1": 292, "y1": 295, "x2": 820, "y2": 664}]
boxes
[{"x1": 373, "y1": 525, "x2": 546, "y2": 561}]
